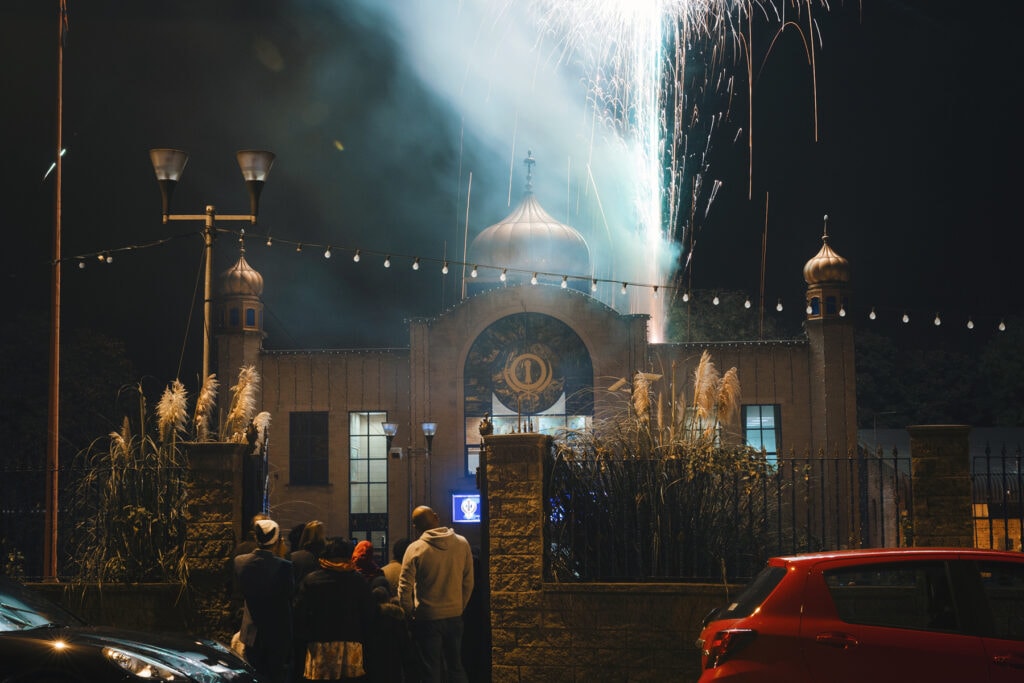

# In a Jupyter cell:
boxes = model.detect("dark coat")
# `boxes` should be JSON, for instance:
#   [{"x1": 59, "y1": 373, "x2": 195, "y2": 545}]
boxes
[
  {"x1": 293, "y1": 562, "x2": 378, "y2": 645},
  {"x1": 289, "y1": 548, "x2": 322, "y2": 585},
  {"x1": 234, "y1": 549, "x2": 294, "y2": 682}
]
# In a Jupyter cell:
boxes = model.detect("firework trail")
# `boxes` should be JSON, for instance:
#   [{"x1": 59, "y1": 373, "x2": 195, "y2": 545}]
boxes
[{"x1": 524, "y1": 0, "x2": 830, "y2": 341}]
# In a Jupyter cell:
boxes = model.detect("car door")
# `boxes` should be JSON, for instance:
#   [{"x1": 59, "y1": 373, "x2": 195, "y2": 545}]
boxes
[
  {"x1": 799, "y1": 557, "x2": 988, "y2": 683},
  {"x1": 972, "y1": 559, "x2": 1024, "y2": 682}
]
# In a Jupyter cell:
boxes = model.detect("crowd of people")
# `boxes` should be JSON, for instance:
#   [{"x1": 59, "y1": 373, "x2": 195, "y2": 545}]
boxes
[{"x1": 228, "y1": 506, "x2": 475, "y2": 682}]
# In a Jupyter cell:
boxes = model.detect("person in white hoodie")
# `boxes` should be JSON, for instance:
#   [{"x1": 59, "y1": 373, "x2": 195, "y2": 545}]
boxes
[{"x1": 398, "y1": 505, "x2": 474, "y2": 683}]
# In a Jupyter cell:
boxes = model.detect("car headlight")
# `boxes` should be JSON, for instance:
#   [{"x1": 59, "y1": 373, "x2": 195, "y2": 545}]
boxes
[{"x1": 102, "y1": 646, "x2": 190, "y2": 681}]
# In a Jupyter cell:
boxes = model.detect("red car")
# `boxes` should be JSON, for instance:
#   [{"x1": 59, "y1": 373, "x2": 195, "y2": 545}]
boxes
[{"x1": 696, "y1": 548, "x2": 1024, "y2": 682}]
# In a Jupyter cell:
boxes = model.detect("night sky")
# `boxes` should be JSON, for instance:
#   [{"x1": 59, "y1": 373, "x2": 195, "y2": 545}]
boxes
[{"x1": 2, "y1": 0, "x2": 1020, "y2": 388}]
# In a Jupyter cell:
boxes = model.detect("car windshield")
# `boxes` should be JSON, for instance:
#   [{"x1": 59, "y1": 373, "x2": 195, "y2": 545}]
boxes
[
  {"x1": 716, "y1": 565, "x2": 787, "y2": 619},
  {"x1": 0, "y1": 579, "x2": 85, "y2": 632}
]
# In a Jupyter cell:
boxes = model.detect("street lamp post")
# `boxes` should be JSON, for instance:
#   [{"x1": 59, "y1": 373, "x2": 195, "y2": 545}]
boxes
[{"x1": 149, "y1": 148, "x2": 275, "y2": 382}]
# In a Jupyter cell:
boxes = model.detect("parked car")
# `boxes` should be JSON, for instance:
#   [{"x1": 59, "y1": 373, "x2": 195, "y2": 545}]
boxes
[
  {"x1": 0, "y1": 576, "x2": 259, "y2": 682},
  {"x1": 696, "y1": 548, "x2": 1024, "y2": 682}
]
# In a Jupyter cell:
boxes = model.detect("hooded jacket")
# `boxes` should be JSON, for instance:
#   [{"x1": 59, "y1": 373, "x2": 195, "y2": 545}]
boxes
[{"x1": 397, "y1": 527, "x2": 474, "y2": 621}]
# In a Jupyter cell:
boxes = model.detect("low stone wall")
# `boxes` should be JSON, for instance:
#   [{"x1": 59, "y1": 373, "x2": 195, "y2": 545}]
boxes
[
  {"x1": 484, "y1": 433, "x2": 728, "y2": 682},
  {"x1": 31, "y1": 582, "x2": 194, "y2": 634}
]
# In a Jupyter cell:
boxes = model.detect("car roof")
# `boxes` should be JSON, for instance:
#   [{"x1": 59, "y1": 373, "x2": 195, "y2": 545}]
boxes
[{"x1": 770, "y1": 547, "x2": 1024, "y2": 567}]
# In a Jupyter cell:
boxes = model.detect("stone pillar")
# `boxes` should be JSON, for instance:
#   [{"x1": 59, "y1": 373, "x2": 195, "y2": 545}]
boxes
[
  {"x1": 908, "y1": 425, "x2": 972, "y2": 547},
  {"x1": 184, "y1": 442, "x2": 248, "y2": 640},
  {"x1": 484, "y1": 432, "x2": 551, "y2": 680}
]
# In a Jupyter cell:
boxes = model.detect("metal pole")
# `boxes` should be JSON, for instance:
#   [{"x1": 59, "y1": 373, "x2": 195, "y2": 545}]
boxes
[
  {"x1": 202, "y1": 206, "x2": 215, "y2": 382},
  {"x1": 43, "y1": 0, "x2": 67, "y2": 582}
]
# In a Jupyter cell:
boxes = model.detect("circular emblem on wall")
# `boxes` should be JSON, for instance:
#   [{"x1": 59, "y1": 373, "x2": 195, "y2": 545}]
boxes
[{"x1": 502, "y1": 352, "x2": 553, "y2": 398}]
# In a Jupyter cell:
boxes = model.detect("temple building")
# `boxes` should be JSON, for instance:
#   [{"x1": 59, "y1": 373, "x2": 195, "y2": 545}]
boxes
[{"x1": 214, "y1": 156, "x2": 857, "y2": 553}]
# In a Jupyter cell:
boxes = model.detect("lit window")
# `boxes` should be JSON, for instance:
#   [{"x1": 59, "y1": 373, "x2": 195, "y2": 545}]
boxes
[
  {"x1": 743, "y1": 404, "x2": 780, "y2": 465},
  {"x1": 349, "y1": 412, "x2": 390, "y2": 535}
]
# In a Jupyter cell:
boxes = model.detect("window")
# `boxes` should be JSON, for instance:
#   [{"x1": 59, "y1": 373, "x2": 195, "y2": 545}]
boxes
[
  {"x1": 349, "y1": 412, "x2": 390, "y2": 524},
  {"x1": 245, "y1": 308, "x2": 256, "y2": 326},
  {"x1": 978, "y1": 561, "x2": 1024, "y2": 640},
  {"x1": 743, "y1": 405, "x2": 780, "y2": 465},
  {"x1": 289, "y1": 411, "x2": 329, "y2": 485},
  {"x1": 824, "y1": 561, "x2": 960, "y2": 632}
]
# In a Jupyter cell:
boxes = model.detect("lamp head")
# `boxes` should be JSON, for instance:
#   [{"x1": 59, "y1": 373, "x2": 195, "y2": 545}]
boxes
[
  {"x1": 236, "y1": 150, "x2": 276, "y2": 222},
  {"x1": 149, "y1": 148, "x2": 189, "y2": 222},
  {"x1": 421, "y1": 422, "x2": 437, "y2": 452}
]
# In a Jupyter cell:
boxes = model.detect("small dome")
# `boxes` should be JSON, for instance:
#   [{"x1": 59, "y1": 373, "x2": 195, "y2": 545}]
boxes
[
  {"x1": 803, "y1": 232, "x2": 850, "y2": 285},
  {"x1": 220, "y1": 253, "x2": 264, "y2": 296},
  {"x1": 468, "y1": 151, "x2": 590, "y2": 283}
]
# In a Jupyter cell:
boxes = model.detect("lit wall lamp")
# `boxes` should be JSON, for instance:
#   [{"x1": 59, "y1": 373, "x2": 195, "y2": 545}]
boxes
[
  {"x1": 421, "y1": 422, "x2": 437, "y2": 455},
  {"x1": 383, "y1": 421, "x2": 399, "y2": 458},
  {"x1": 149, "y1": 148, "x2": 276, "y2": 382}
]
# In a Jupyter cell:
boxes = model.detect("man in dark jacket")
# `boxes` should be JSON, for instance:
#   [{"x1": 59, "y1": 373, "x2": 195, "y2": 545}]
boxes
[{"x1": 234, "y1": 518, "x2": 294, "y2": 683}]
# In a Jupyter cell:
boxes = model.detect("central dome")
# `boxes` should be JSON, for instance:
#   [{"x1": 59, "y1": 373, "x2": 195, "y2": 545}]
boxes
[{"x1": 468, "y1": 151, "x2": 590, "y2": 286}]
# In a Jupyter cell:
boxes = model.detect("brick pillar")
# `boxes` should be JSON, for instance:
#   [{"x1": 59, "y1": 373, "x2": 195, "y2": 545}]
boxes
[
  {"x1": 484, "y1": 433, "x2": 552, "y2": 681},
  {"x1": 908, "y1": 425, "x2": 972, "y2": 547},
  {"x1": 184, "y1": 442, "x2": 247, "y2": 639}
]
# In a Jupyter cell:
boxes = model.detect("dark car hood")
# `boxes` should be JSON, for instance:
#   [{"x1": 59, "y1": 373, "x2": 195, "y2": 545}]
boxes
[{"x1": 4, "y1": 624, "x2": 257, "y2": 682}]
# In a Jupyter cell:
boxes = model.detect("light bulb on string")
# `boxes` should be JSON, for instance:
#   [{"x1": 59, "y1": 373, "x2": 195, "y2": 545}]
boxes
[
  {"x1": 470, "y1": 265, "x2": 478, "y2": 278},
  {"x1": 839, "y1": 305, "x2": 847, "y2": 317},
  {"x1": 652, "y1": 285, "x2": 659, "y2": 297},
  {"x1": 412, "y1": 257, "x2": 420, "y2": 271},
  {"x1": 806, "y1": 303, "x2": 812, "y2": 315},
  {"x1": 105, "y1": 254, "x2": 113, "y2": 263},
  {"x1": 902, "y1": 313, "x2": 910, "y2": 324},
  {"x1": 869, "y1": 307, "x2": 877, "y2": 320},
  {"x1": 324, "y1": 246, "x2": 332, "y2": 259},
  {"x1": 999, "y1": 320, "x2": 1007, "y2": 331},
  {"x1": 682, "y1": 291, "x2": 689, "y2": 303},
  {"x1": 776, "y1": 299, "x2": 783, "y2": 312},
  {"x1": 78, "y1": 261, "x2": 85, "y2": 269},
  {"x1": 933, "y1": 313, "x2": 941, "y2": 326},
  {"x1": 266, "y1": 236, "x2": 272, "y2": 247},
  {"x1": 353, "y1": 249, "x2": 360, "y2": 263},
  {"x1": 621, "y1": 282, "x2": 628, "y2": 295},
  {"x1": 744, "y1": 297, "x2": 751, "y2": 309},
  {"x1": 97, "y1": 253, "x2": 105, "y2": 262},
  {"x1": 967, "y1": 318, "x2": 974, "y2": 330},
  {"x1": 712, "y1": 294, "x2": 720, "y2": 306},
  {"x1": 384, "y1": 255, "x2": 391, "y2": 268},
  {"x1": 441, "y1": 261, "x2": 449, "y2": 275},
  {"x1": 531, "y1": 273, "x2": 538, "y2": 285},
  {"x1": 296, "y1": 243, "x2": 302, "y2": 253},
  {"x1": 561, "y1": 275, "x2": 568, "y2": 289},
  {"x1": 591, "y1": 279, "x2": 598, "y2": 292},
  {"x1": 499, "y1": 268, "x2": 507, "y2": 282}
]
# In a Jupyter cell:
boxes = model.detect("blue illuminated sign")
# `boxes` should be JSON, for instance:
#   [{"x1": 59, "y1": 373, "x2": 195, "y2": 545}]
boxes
[{"x1": 452, "y1": 493, "x2": 481, "y2": 524}]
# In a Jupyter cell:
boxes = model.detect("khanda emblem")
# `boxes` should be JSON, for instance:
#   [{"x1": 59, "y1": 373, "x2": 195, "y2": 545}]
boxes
[{"x1": 499, "y1": 347, "x2": 562, "y2": 412}]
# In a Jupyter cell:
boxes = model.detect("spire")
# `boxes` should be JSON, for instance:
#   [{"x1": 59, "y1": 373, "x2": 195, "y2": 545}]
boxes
[
  {"x1": 524, "y1": 150, "x2": 535, "y2": 194},
  {"x1": 822, "y1": 214, "x2": 829, "y2": 243}
]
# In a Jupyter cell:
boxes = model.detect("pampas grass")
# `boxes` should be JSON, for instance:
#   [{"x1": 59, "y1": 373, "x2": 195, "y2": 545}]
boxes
[
  {"x1": 225, "y1": 365, "x2": 260, "y2": 443},
  {"x1": 193, "y1": 374, "x2": 219, "y2": 442}
]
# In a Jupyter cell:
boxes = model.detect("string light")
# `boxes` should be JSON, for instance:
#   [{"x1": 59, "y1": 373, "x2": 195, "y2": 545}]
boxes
[
  {"x1": 384, "y1": 255, "x2": 391, "y2": 268},
  {"x1": 806, "y1": 303, "x2": 813, "y2": 315},
  {"x1": 933, "y1": 313, "x2": 941, "y2": 326},
  {"x1": 967, "y1": 318, "x2": 975, "y2": 330},
  {"x1": 902, "y1": 313, "x2": 910, "y2": 324},
  {"x1": 682, "y1": 291, "x2": 690, "y2": 302},
  {"x1": 839, "y1": 305, "x2": 846, "y2": 318},
  {"x1": 712, "y1": 294, "x2": 720, "y2": 306},
  {"x1": 353, "y1": 249, "x2": 360, "y2": 263},
  {"x1": 744, "y1": 297, "x2": 751, "y2": 309},
  {"x1": 621, "y1": 282, "x2": 628, "y2": 295},
  {"x1": 441, "y1": 261, "x2": 449, "y2": 275},
  {"x1": 499, "y1": 268, "x2": 507, "y2": 282},
  {"x1": 470, "y1": 264, "x2": 478, "y2": 278},
  {"x1": 776, "y1": 299, "x2": 783, "y2": 312},
  {"x1": 323, "y1": 246, "x2": 332, "y2": 259},
  {"x1": 999, "y1": 320, "x2": 1007, "y2": 331},
  {"x1": 561, "y1": 275, "x2": 568, "y2": 289},
  {"x1": 296, "y1": 243, "x2": 302, "y2": 253},
  {"x1": 869, "y1": 307, "x2": 877, "y2": 320},
  {"x1": 78, "y1": 261, "x2": 85, "y2": 269},
  {"x1": 265, "y1": 236, "x2": 272, "y2": 246},
  {"x1": 104, "y1": 254, "x2": 113, "y2": 264},
  {"x1": 531, "y1": 273, "x2": 538, "y2": 285},
  {"x1": 591, "y1": 279, "x2": 598, "y2": 292},
  {"x1": 412, "y1": 257, "x2": 420, "y2": 271},
  {"x1": 97, "y1": 253, "x2": 105, "y2": 261},
  {"x1": 652, "y1": 285, "x2": 659, "y2": 297}
]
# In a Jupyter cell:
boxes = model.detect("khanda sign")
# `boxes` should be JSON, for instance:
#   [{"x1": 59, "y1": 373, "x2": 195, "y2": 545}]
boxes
[{"x1": 464, "y1": 312, "x2": 594, "y2": 418}]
